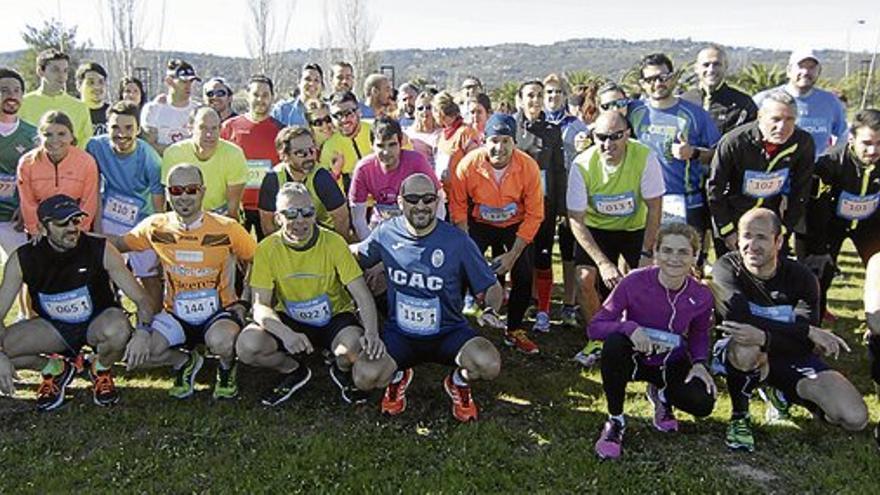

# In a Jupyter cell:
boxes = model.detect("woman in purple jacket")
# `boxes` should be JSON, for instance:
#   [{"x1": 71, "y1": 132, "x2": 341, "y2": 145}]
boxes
[{"x1": 589, "y1": 222, "x2": 716, "y2": 460}]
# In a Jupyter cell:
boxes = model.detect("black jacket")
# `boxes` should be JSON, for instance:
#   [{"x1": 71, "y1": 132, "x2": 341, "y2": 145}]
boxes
[
  {"x1": 682, "y1": 83, "x2": 758, "y2": 136},
  {"x1": 514, "y1": 111, "x2": 565, "y2": 208}
]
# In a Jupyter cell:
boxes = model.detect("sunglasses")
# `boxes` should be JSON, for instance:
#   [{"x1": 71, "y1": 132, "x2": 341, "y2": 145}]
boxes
[
  {"x1": 309, "y1": 115, "x2": 333, "y2": 126},
  {"x1": 289, "y1": 146, "x2": 316, "y2": 158},
  {"x1": 416, "y1": 105, "x2": 432, "y2": 112},
  {"x1": 593, "y1": 130, "x2": 627, "y2": 142},
  {"x1": 332, "y1": 108, "x2": 357, "y2": 121},
  {"x1": 599, "y1": 98, "x2": 630, "y2": 111},
  {"x1": 205, "y1": 89, "x2": 229, "y2": 98},
  {"x1": 168, "y1": 184, "x2": 202, "y2": 196},
  {"x1": 279, "y1": 206, "x2": 316, "y2": 219},
  {"x1": 50, "y1": 215, "x2": 84, "y2": 228},
  {"x1": 402, "y1": 193, "x2": 439, "y2": 205},
  {"x1": 641, "y1": 73, "x2": 675, "y2": 84}
]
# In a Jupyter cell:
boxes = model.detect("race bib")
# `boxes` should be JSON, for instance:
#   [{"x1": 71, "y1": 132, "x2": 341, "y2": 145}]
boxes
[
  {"x1": 285, "y1": 294, "x2": 332, "y2": 327},
  {"x1": 748, "y1": 303, "x2": 795, "y2": 323},
  {"x1": 0, "y1": 174, "x2": 16, "y2": 199},
  {"x1": 246, "y1": 159, "x2": 272, "y2": 189},
  {"x1": 836, "y1": 191, "x2": 879, "y2": 221},
  {"x1": 375, "y1": 203, "x2": 402, "y2": 219},
  {"x1": 396, "y1": 292, "x2": 440, "y2": 336},
  {"x1": 661, "y1": 194, "x2": 687, "y2": 224},
  {"x1": 593, "y1": 192, "x2": 636, "y2": 217},
  {"x1": 39, "y1": 286, "x2": 93, "y2": 324},
  {"x1": 103, "y1": 193, "x2": 140, "y2": 227},
  {"x1": 743, "y1": 169, "x2": 788, "y2": 199},
  {"x1": 173, "y1": 289, "x2": 220, "y2": 325},
  {"x1": 479, "y1": 203, "x2": 517, "y2": 223}
]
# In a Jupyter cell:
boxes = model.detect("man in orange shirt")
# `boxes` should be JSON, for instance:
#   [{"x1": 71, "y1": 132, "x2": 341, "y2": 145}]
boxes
[{"x1": 450, "y1": 113, "x2": 545, "y2": 354}]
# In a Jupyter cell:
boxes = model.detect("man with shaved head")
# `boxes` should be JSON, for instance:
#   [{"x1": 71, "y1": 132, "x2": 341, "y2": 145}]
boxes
[
  {"x1": 711, "y1": 208, "x2": 867, "y2": 452},
  {"x1": 682, "y1": 45, "x2": 757, "y2": 135},
  {"x1": 356, "y1": 173, "x2": 505, "y2": 422}
]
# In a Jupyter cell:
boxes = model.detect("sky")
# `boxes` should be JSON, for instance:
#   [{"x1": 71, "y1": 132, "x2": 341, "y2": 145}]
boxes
[{"x1": 2, "y1": 0, "x2": 879, "y2": 57}]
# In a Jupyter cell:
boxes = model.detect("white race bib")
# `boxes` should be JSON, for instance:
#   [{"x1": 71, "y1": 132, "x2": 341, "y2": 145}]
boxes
[
  {"x1": 285, "y1": 294, "x2": 332, "y2": 327},
  {"x1": 837, "y1": 191, "x2": 879, "y2": 221},
  {"x1": 173, "y1": 289, "x2": 220, "y2": 325},
  {"x1": 478, "y1": 203, "x2": 517, "y2": 223},
  {"x1": 661, "y1": 194, "x2": 687, "y2": 224},
  {"x1": 396, "y1": 292, "x2": 440, "y2": 336},
  {"x1": 743, "y1": 169, "x2": 788, "y2": 199},
  {"x1": 375, "y1": 203, "x2": 402, "y2": 219},
  {"x1": 434, "y1": 151, "x2": 451, "y2": 183},
  {"x1": 103, "y1": 193, "x2": 140, "y2": 227},
  {"x1": 0, "y1": 174, "x2": 16, "y2": 199},
  {"x1": 246, "y1": 159, "x2": 272, "y2": 189},
  {"x1": 748, "y1": 303, "x2": 795, "y2": 323},
  {"x1": 39, "y1": 286, "x2": 93, "y2": 324},
  {"x1": 593, "y1": 192, "x2": 636, "y2": 217}
]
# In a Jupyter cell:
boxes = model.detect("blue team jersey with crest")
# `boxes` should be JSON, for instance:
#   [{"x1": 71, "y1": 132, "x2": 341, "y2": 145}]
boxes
[{"x1": 358, "y1": 216, "x2": 497, "y2": 337}]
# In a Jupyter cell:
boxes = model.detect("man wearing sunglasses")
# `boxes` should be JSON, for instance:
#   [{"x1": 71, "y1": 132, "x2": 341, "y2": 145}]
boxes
[
  {"x1": 141, "y1": 59, "x2": 201, "y2": 155},
  {"x1": 221, "y1": 75, "x2": 285, "y2": 241},
  {"x1": 319, "y1": 91, "x2": 373, "y2": 192},
  {"x1": 111, "y1": 164, "x2": 257, "y2": 401},
  {"x1": 238, "y1": 182, "x2": 385, "y2": 406},
  {"x1": 202, "y1": 77, "x2": 237, "y2": 123},
  {"x1": 450, "y1": 113, "x2": 545, "y2": 355},
  {"x1": 356, "y1": 173, "x2": 504, "y2": 422},
  {"x1": 0, "y1": 194, "x2": 155, "y2": 411},
  {"x1": 681, "y1": 45, "x2": 757, "y2": 136},
  {"x1": 272, "y1": 63, "x2": 324, "y2": 127},
  {"x1": 349, "y1": 117, "x2": 442, "y2": 240},
  {"x1": 259, "y1": 126, "x2": 352, "y2": 241},
  {"x1": 162, "y1": 107, "x2": 248, "y2": 220}
]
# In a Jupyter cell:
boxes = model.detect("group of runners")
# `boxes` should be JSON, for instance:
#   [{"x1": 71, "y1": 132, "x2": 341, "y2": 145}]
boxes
[{"x1": 0, "y1": 42, "x2": 878, "y2": 460}]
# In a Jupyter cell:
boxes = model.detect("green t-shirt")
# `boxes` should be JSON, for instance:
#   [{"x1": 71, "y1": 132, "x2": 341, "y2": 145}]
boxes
[
  {"x1": 19, "y1": 90, "x2": 93, "y2": 149},
  {"x1": 0, "y1": 120, "x2": 39, "y2": 221},
  {"x1": 161, "y1": 139, "x2": 249, "y2": 213},
  {"x1": 575, "y1": 140, "x2": 651, "y2": 231}
]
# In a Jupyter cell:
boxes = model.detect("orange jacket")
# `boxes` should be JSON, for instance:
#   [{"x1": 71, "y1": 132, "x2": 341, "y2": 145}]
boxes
[
  {"x1": 17, "y1": 147, "x2": 99, "y2": 235},
  {"x1": 437, "y1": 124, "x2": 481, "y2": 194},
  {"x1": 450, "y1": 148, "x2": 544, "y2": 242}
]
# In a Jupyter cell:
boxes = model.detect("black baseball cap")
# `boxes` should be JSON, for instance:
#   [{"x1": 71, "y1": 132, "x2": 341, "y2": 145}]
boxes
[
  {"x1": 166, "y1": 59, "x2": 201, "y2": 81},
  {"x1": 38, "y1": 194, "x2": 87, "y2": 224}
]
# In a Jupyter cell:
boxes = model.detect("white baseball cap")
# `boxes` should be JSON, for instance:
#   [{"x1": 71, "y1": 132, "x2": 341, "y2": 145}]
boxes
[{"x1": 788, "y1": 48, "x2": 820, "y2": 66}]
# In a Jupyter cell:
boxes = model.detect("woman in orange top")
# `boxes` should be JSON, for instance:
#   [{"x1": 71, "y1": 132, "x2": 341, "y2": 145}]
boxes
[
  {"x1": 17, "y1": 111, "x2": 99, "y2": 236},
  {"x1": 432, "y1": 91, "x2": 481, "y2": 193}
]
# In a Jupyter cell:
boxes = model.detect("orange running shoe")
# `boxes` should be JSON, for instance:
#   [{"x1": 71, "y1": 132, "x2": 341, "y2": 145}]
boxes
[
  {"x1": 90, "y1": 364, "x2": 120, "y2": 407},
  {"x1": 381, "y1": 368, "x2": 414, "y2": 416},
  {"x1": 503, "y1": 329, "x2": 540, "y2": 354},
  {"x1": 443, "y1": 374, "x2": 478, "y2": 422}
]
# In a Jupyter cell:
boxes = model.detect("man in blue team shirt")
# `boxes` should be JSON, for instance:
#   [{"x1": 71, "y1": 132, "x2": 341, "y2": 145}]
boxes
[
  {"x1": 628, "y1": 53, "x2": 720, "y2": 264},
  {"x1": 271, "y1": 63, "x2": 324, "y2": 126},
  {"x1": 86, "y1": 101, "x2": 164, "y2": 307},
  {"x1": 754, "y1": 49, "x2": 847, "y2": 158},
  {"x1": 354, "y1": 173, "x2": 504, "y2": 422}
]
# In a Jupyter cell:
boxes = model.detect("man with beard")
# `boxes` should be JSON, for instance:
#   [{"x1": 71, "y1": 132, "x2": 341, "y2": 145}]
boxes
[
  {"x1": 0, "y1": 68, "x2": 38, "y2": 263},
  {"x1": 111, "y1": 164, "x2": 257, "y2": 400},
  {"x1": 396, "y1": 82, "x2": 419, "y2": 127},
  {"x1": 355, "y1": 173, "x2": 504, "y2": 422},
  {"x1": 141, "y1": 59, "x2": 202, "y2": 154},
  {"x1": 221, "y1": 75, "x2": 285, "y2": 241},
  {"x1": 86, "y1": 101, "x2": 165, "y2": 308},
  {"x1": 272, "y1": 63, "x2": 324, "y2": 127},
  {"x1": 754, "y1": 49, "x2": 847, "y2": 158},
  {"x1": 202, "y1": 77, "x2": 237, "y2": 122},
  {"x1": 681, "y1": 45, "x2": 757, "y2": 135},
  {"x1": 361, "y1": 73, "x2": 393, "y2": 120},
  {"x1": 0, "y1": 194, "x2": 155, "y2": 411},
  {"x1": 75, "y1": 62, "x2": 110, "y2": 136},
  {"x1": 319, "y1": 91, "x2": 373, "y2": 192}
]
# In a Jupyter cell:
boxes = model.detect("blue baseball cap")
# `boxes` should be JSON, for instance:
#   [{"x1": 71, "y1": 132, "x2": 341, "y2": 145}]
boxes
[
  {"x1": 38, "y1": 194, "x2": 86, "y2": 224},
  {"x1": 484, "y1": 113, "x2": 517, "y2": 138}
]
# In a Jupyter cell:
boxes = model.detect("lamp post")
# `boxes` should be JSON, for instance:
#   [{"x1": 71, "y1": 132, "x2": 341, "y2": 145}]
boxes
[{"x1": 846, "y1": 19, "x2": 867, "y2": 79}]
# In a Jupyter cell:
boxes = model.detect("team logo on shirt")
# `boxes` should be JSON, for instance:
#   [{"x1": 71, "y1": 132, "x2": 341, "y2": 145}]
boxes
[
  {"x1": 15, "y1": 145, "x2": 26, "y2": 154},
  {"x1": 431, "y1": 249, "x2": 444, "y2": 268}
]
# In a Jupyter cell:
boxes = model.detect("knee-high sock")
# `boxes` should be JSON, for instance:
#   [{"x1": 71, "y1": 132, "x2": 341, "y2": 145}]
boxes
[{"x1": 535, "y1": 268, "x2": 553, "y2": 313}]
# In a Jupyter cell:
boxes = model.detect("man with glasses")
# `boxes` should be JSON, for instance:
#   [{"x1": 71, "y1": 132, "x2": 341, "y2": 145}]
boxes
[
  {"x1": 681, "y1": 45, "x2": 757, "y2": 135},
  {"x1": 237, "y1": 181, "x2": 386, "y2": 406},
  {"x1": 141, "y1": 59, "x2": 202, "y2": 155},
  {"x1": 0, "y1": 194, "x2": 155, "y2": 411},
  {"x1": 319, "y1": 91, "x2": 374, "y2": 192},
  {"x1": 221, "y1": 75, "x2": 285, "y2": 241},
  {"x1": 111, "y1": 164, "x2": 256, "y2": 401},
  {"x1": 203, "y1": 77, "x2": 237, "y2": 123},
  {"x1": 162, "y1": 107, "x2": 248, "y2": 219},
  {"x1": 272, "y1": 63, "x2": 324, "y2": 127},
  {"x1": 259, "y1": 126, "x2": 352, "y2": 241},
  {"x1": 356, "y1": 173, "x2": 504, "y2": 422},
  {"x1": 362, "y1": 73, "x2": 393, "y2": 120},
  {"x1": 450, "y1": 113, "x2": 544, "y2": 355},
  {"x1": 349, "y1": 117, "x2": 442, "y2": 240}
]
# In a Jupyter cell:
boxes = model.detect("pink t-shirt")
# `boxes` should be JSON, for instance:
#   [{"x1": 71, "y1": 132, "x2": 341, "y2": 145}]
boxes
[{"x1": 349, "y1": 149, "x2": 441, "y2": 223}]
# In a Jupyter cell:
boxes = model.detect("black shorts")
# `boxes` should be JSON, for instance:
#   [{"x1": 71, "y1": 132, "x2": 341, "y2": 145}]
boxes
[
  {"x1": 48, "y1": 306, "x2": 121, "y2": 357},
  {"x1": 151, "y1": 310, "x2": 242, "y2": 349},
  {"x1": 766, "y1": 352, "x2": 831, "y2": 410},
  {"x1": 383, "y1": 324, "x2": 478, "y2": 370},
  {"x1": 558, "y1": 221, "x2": 575, "y2": 262},
  {"x1": 271, "y1": 312, "x2": 361, "y2": 353},
  {"x1": 573, "y1": 227, "x2": 644, "y2": 269}
]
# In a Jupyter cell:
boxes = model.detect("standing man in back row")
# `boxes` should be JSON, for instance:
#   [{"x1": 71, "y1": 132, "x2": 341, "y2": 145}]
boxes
[
  {"x1": 682, "y1": 44, "x2": 757, "y2": 135},
  {"x1": 141, "y1": 59, "x2": 202, "y2": 155}
]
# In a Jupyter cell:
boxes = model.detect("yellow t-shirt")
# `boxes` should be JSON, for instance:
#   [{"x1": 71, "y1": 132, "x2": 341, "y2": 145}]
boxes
[
  {"x1": 123, "y1": 212, "x2": 257, "y2": 322},
  {"x1": 250, "y1": 227, "x2": 362, "y2": 325},
  {"x1": 161, "y1": 139, "x2": 249, "y2": 213},
  {"x1": 319, "y1": 121, "x2": 373, "y2": 177},
  {"x1": 20, "y1": 91, "x2": 93, "y2": 149}
]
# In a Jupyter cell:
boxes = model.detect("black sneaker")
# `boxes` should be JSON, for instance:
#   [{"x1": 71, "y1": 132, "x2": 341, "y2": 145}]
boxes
[
  {"x1": 329, "y1": 362, "x2": 369, "y2": 404},
  {"x1": 261, "y1": 365, "x2": 312, "y2": 407},
  {"x1": 36, "y1": 360, "x2": 76, "y2": 412}
]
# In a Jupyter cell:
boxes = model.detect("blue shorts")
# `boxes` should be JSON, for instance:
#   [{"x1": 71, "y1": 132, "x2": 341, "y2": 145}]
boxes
[
  {"x1": 383, "y1": 324, "x2": 478, "y2": 370},
  {"x1": 48, "y1": 306, "x2": 121, "y2": 357},
  {"x1": 271, "y1": 312, "x2": 360, "y2": 353}
]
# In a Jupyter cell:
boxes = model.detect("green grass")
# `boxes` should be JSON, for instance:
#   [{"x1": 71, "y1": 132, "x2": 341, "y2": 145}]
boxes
[{"x1": 1, "y1": 242, "x2": 879, "y2": 493}]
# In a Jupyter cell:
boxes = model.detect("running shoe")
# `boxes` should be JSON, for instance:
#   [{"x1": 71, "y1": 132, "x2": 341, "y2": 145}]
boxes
[
  {"x1": 504, "y1": 329, "x2": 539, "y2": 355},
  {"x1": 35, "y1": 358, "x2": 75, "y2": 412},
  {"x1": 532, "y1": 311, "x2": 551, "y2": 333},
  {"x1": 168, "y1": 350, "x2": 204, "y2": 399},
  {"x1": 573, "y1": 341, "x2": 603, "y2": 368},
  {"x1": 595, "y1": 418, "x2": 625, "y2": 459},
  {"x1": 381, "y1": 368, "x2": 414, "y2": 416},
  {"x1": 89, "y1": 362, "x2": 120, "y2": 407},
  {"x1": 646, "y1": 384, "x2": 678, "y2": 432},
  {"x1": 462, "y1": 294, "x2": 479, "y2": 317},
  {"x1": 443, "y1": 374, "x2": 478, "y2": 422},
  {"x1": 560, "y1": 306, "x2": 580, "y2": 328},
  {"x1": 212, "y1": 362, "x2": 239, "y2": 400},
  {"x1": 726, "y1": 416, "x2": 756, "y2": 452},
  {"x1": 758, "y1": 385, "x2": 792, "y2": 424},
  {"x1": 329, "y1": 362, "x2": 369, "y2": 404},
  {"x1": 261, "y1": 365, "x2": 312, "y2": 407}
]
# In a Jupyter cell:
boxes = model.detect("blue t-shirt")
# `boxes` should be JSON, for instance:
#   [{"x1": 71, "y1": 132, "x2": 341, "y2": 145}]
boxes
[
  {"x1": 271, "y1": 98, "x2": 308, "y2": 127},
  {"x1": 753, "y1": 85, "x2": 847, "y2": 158},
  {"x1": 86, "y1": 136, "x2": 163, "y2": 229},
  {"x1": 628, "y1": 99, "x2": 720, "y2": 205},
  {"x1": 358, "y1": 217, "x2": 496, "y2": 337}
]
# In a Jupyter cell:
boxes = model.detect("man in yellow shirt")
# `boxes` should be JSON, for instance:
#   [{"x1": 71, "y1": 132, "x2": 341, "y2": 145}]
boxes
[{"x1": 319, "y1": 91, "x2": 373, "y2": 193}]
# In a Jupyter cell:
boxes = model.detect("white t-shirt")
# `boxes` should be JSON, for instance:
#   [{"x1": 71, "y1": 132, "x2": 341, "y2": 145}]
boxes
[
  {"x1": 141, "y1": 99, "x2": 200, "y2": 146},
  {"x1": 566, "y1": 149, "x2": 665, "y2": 212}
]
